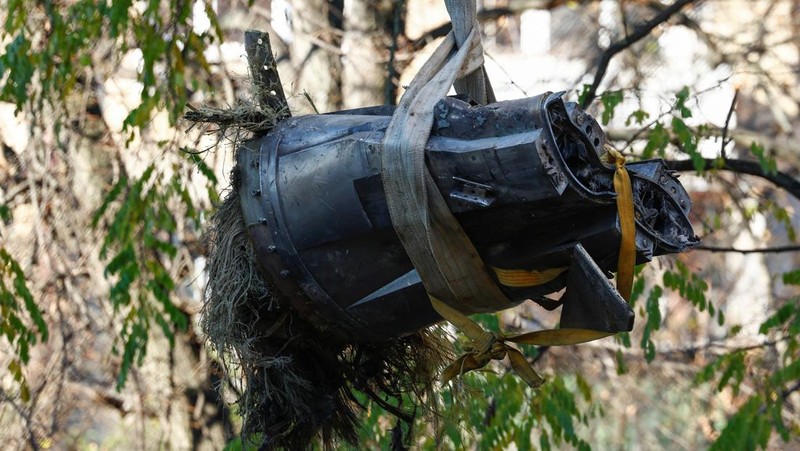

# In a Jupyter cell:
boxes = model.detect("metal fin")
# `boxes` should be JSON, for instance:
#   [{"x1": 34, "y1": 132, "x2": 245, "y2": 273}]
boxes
[
  {"x1": 349, "y1": 270, "x2": 422, "y2": 309},
  {"x1": 559, "y1": 244, "x2": 635, "y2": 333}
]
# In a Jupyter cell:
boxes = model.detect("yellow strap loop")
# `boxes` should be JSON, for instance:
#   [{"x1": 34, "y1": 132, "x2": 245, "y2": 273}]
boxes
[{"x1": 606, "y1": 147, "x2": 636, "y2": 302}]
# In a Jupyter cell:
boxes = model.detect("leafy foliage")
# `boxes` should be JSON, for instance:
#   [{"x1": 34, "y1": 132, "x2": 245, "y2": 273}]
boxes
[
  {"x1": 1, "y1": 1, "x2": 798, "y2": 449},
  {"x1": 0, "y1": 0, "x2": 218, "y2": 126},
  {"x1": 694, "y1": 269, "x2": 800, "y2": 450},
  {"x1": 348, "y1": 370, "x2": 594, "y2": 450},
  {"x1": 599, "y1": 90, "x2": 624, "y2": 126},
  {"x1": 749, "y1": 142, "x2": 777, "y2": 176},
  {"x1": 0, "y1": 248, "x2": 48, "y2": 401},
  {"x1": 0, "y1": 0, "x2": 222, "y2": 393},
  {"x1": 92, "y1": 157, "x2": 215, "y2": 388}
]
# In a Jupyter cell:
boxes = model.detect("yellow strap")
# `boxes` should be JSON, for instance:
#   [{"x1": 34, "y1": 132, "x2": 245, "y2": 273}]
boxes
[
  {"x1": 431, "y1": 296, "x2": 614, "y2": 387},
  {"x1": 431, "y1": 147, "x2": 637, "y2": 387},
  {"x1": 606, "y1": 147, "x2": 636, "y2": 302},
  {"x1": 430, "y1": 296, "x2": 544, "y2": 388},
  {"x1": 505, "y1": 328, "x2": 613, "y2": 346},
  {"x1": 492, "y1": 266, "x2": 567, "y2": 288}
]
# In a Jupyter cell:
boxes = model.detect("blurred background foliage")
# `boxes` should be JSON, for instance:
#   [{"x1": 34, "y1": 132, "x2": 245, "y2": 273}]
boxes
[{"x1": 1, "y1": 0, "x2": 799, "y2": 449}]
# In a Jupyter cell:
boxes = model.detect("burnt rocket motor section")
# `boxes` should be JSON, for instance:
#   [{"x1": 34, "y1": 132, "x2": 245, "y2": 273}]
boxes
[{"x1": 238, "y1": 92, "x2": 699, "y2": 342}]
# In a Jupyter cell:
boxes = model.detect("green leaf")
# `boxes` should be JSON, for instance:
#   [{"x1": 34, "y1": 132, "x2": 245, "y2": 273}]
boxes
[
  {"x1": 615, "y1": 349, "x2": 628, "y2": 375},
  {"x1": 625, "y1": 109, "x2": 650, "y2": 126},
  {"x1": 0, "y1": 35, "x2": 35, "y2": 110},
  {"x1": 716, "y1": 353, "x2": 745, "y2": 395},
  {"x1": 772, "y1": 360, "x2": 800, "y2": 386},
  {"x1": 759, "y1": 304, "x2": 797, "y2": 334},
  {"x1": 186, "y1": 152, "x2": 219, "y2": 184},
  {"x1": 749, "y1": 142, "x2": 777, "y2": 176},
  {"x1": 671, "y1": 117, "x2": 705, "y2": 171},
  {"x1": 0, "y1": 203, "x2": 10, "y2": 222},
  {"x1": 711, "y1": 398, "x2": 771, "y2": 451},
  {"x1": 577, "y1": 84, "x2": 592, "y2": 107},
  {"x1": 600, "y1": 90, "x2": 624, "y2": 125},
  {"x1": 472, "y1": 313, "x2": 499, "y2": 331},
  {"x1": 105, "y1": 244, "x2": 136, "y2": 277},
  {"x1": 0, "y1": 248, "x2": 48, "y2": 399},
  {"x1": 643, "y1": 122, "x2": 669, "y2": 159},
  {"x1": 674, "y1": 86, "x2": 692, "y2": 118},
  {"x1": 93, "y1": 174, "x2": 129, "y2": 227},
  {"x1": 107, "y1": 0, "x2": 133, "y2": 37},
  {"x1": 782, "y1": 270, "x2": 800, "y2": 286},
  {"x1": 575, "y1": 374, "x2": 592, "y2": 403},
  {"x1": 630, "y1": 272, "x2": 646, "y2": 304}
]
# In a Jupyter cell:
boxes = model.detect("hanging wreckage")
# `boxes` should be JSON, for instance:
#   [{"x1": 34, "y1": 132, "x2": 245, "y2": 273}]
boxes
[
  {"x1": 200, "y1": 78, "x2": 699, "y2": 448},
  {"x1": 236, "y1": 92, "x2": 698, "y2": 341}
]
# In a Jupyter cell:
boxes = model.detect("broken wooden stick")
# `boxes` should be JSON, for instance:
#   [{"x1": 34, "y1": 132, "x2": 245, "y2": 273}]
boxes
[{"x1": 185, "y1": 30, "x2": 290, "y2": 135}]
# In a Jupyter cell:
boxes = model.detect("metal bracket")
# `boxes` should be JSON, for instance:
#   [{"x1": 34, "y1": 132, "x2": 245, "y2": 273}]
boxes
[{"x1": 450, "y1": 176, "x2": 495, "y2": 207}]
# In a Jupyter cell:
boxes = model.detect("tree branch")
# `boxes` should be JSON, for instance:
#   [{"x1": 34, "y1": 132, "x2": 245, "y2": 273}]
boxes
[
  {"x1": 665, "y1": 157, "x2": 800, "y2": 202},
  {"x1": 580, "y1": 0, "x2": 698, "y2": 109},
  {"x1": 720, "y1": 89, "x2": 738, "y2": 159},
  {"x1": 693, "y1": 244, "x2": 800, "y2": 254},
  {"x1": 607, "y1": 126, "x2": 800, "y2": 168}
]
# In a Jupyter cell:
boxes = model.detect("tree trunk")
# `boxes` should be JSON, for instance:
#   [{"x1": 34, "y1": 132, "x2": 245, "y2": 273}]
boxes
[
  {"x1": 287, "y1": 0, "x2": 344, "y2": 113},
  {"x1": 341, "y1": 0, "x2": 393, "y2": 108}
]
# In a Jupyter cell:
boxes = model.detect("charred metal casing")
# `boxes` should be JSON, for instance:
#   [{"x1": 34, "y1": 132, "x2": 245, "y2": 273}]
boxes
[{"x1": 238, "y1": 93, "x2": 699, "y2": 341}]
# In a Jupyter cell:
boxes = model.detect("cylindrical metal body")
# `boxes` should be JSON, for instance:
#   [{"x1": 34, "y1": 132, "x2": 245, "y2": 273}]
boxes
[{"x1": 238, "y1": 93, "x2": 697, "y2": 341}]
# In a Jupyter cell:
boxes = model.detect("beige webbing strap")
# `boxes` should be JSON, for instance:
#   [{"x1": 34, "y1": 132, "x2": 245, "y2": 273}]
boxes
[
  {"x1": 445, "y1": 0, "x2": 495, "y2": 104},
  {"x1": 381, "y1": 24, "x2": 508, "y2": 314}
]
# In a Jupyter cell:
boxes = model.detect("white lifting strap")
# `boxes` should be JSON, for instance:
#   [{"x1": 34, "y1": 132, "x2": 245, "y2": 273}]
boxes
[{"x1": 380, "y1": 0, "x2": 509, "y2": 314}]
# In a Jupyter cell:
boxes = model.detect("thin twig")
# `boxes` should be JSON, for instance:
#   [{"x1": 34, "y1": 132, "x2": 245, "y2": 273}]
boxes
[
  {"x1": 693, "y1": 244, "x2": 800, "y2": 254},
  {"x1": 720, "y1": 89, "x2": 739, "y2": 159},
  {"x1": 0, "y1": 388, "x2": 40, "y2": 450},
  {"x1": 302, "y1": 90, "x2": 320, "y2": 114},
  {"x1": 580, "y1": 0, "x2": 698, "y2": 109}
]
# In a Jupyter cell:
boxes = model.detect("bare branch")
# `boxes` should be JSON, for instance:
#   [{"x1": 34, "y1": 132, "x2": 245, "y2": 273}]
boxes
[
  {"x1": 665, "y1": 157, "x2": 800, "y2": 202},
  {"x1": 720, "y1": 89, "x2": 738, "y2": 159},
  {"x1": 693, "y1": 244, "x2": 800, "y2": 254},
  {"x1": 580, "y1": 0, "x2": 698, "y2": 109}
]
